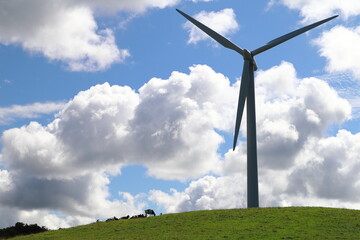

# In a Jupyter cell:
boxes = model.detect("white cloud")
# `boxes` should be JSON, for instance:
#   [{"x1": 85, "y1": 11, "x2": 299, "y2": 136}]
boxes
[
  {"x1": 255, "y1": 61, "x2": 297, "y2": 97},
  {"x1": 276, "y1": 0, "x2": 360, "y2": 22},
  {"x1": 2, "y1": 83, "x2": 139, "y2": 179},
  {"x1": 149, "y1": 62, "x2": 357, "y2": 213},
  {"x1": 0, "y1": 65, "x2": 235, "y2": 228},
  {"x1": 0, "y1": 0, "x2": 179, "y2": 71},
  {"x1": 220, "y1": 61, "x2": 349, "y2": 174},
  {"x1": 0, "y1": 62, "x2": 354, "y2": 228},
  {"x1": 149, "y1": 175, "x2": 247, "y2": 213},
  {"x1": 152, "y1": 137, "x2": 360, "y2": 212},
  {"x1": 0, "y1": 1, "x2": 123, "y2": 71},
  {"x1": 314, "y1": 25, "x2": 360, "y2": 80},
  {"x1": 151, "y1": 130, "x2": 360, "y2": 213},
  {"x1": 0, "y1": 174, "x2": 147, "y2": 229},
  {"x1": 1, "y1": 66, "x2": 234, "y2": 182},
  {"x1": 261, "y1": 130, "x2": 360, "y2": 208},
  {"x1": 254, "y1": 61, "x2": 350, "y2": 169},
  {"x1": 0, "y1": 102, "x2": 65, "y2": 125},
  {"x1": 286, "y1": 130, "x2": 360, "y2": 201},
  {"x1": 126, "y1": 65, "x2": 236, "y2": 179},
  {"x1": 183, "y1": 8, "x2": 239, "y2": 44},
  {"x1": 0, "y1": 170, "x2": 12, "y2": 192},
  {"x1": 0, "y1": 170, "x2": 147, "y2": 229}
]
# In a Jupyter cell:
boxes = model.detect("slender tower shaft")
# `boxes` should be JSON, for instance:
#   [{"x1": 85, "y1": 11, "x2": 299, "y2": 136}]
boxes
[{"x1": 246, "y1": 63, "x2": 259, "y2": 208}]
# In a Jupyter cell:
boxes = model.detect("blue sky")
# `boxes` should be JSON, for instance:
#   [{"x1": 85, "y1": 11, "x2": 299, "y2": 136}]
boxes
[{"x1": 1, "y1": 0, "x2": 360, "y2": 229}]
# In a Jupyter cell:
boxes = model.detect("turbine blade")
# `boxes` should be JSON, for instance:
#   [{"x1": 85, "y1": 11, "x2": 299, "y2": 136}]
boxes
[
  {"x1": 233, "y1": 59, "x2": 252, "y2": 151},
  {"x1": 252, "y1": 15, "x2": 338, "y2": 56},
  {"x1": 176, "y1": 9, "x2": 244, "y2": 56}
]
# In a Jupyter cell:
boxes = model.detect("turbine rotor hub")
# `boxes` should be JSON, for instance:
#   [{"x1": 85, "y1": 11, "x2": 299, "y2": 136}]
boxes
[
  {"x1": 243, "y1": 49, "x2": 258, "y2": 71},
  {"x1": 242, "y1": 49, "x2": 253, "y2": 60}
]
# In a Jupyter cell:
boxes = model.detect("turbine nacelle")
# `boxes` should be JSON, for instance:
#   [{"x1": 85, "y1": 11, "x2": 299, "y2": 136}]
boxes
[{"x1": 243, "y1": 49, "x2": 258, "y2": 71}]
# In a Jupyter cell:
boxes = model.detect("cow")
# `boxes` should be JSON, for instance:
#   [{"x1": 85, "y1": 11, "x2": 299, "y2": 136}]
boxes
[
  {"x1": 130, "y1": 214, "x2": 146, "y2": 219},
  {"x1": 145, "y1": 209, "x2": 156, "y2": 217},
  {"x1": 106, "y1": 216, "x2": 118, "y2": 222}
]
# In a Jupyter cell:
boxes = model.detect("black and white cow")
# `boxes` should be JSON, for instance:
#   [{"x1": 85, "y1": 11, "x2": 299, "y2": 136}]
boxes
[{"x1": 145, "y1": 209, "x2": 156, "y2": 217}]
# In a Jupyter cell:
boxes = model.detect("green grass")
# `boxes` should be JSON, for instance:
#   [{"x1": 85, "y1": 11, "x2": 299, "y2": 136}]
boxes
[{"x1": 11, "y1": 207, "x2": 360, "y2": 240}]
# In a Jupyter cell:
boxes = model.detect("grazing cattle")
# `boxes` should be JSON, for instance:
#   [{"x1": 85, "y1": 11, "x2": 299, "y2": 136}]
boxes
[
  {"x1": 130, "y1": 214, "x2": 146, "y2": 219},
  {"x1": 106, "y1": 216, "x2": 118, "y2": 222},
  {"x1": 145, "y1": 209, "x2": 156, "y2": 217},
  {"x1": 120, "y1": 215, "x2": 130, "y2": 219}
]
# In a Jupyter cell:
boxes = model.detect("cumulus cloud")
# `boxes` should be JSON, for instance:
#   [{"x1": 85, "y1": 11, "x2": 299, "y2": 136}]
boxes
[
  {"x1": 0, "y1": 102, "x2": 65, "y2": 125},
  {"x1": 314, "y1": 25, "x2": 360, "y2": 80},
  {"x1": 0, "y1": 0, "x2": 178, "y2": 71},
  {"x1": 2, "y1": 83, "x2": 139, "y2": 179},
  {"x1": 0, "y1": 176, "x2": 146, "y2": 229},
  {"x1": 0, "y1": 84, "x2": 142, "y2": 228},
  {"x1": 151, "y1": 130, "x2": 360, "y2": 213},
  {"x1": 254, "y1": 61, "x2": 350, "y2": 169},
  {"x1": 150, "y1": 62, "x2": 356, "y2": 213},
  {"x1": 0, "y1": 166, "x2": 147, "y2": 229},
  {"x1": 286, "y1": 131, "x2": 360, "y2": 201},
  {"x1": 2, "y1": 65, "x2": 234, "y2": 181},
  {"x1": 183, "y1": 8, "x2": 239, "y2": 44},
  {"x1": 149, "y1": 175, "x2": 246, "y2": 213},
  {"x1": 0, "y1": 64, "x2": 236, "y2": 228},
  {"x1": 0, "y1": 170, "x2": 12, "y2": 192},
  {"x1": 276, "y1": 0, "x2": 360, "y2": 22},
  {"x1": 0, "y1": 62, "x2": 354, "y2": 227},
  {"x1": 126, "y1": 65, "x2": 236, "y2": 179},
  {"x1": 260, "y1": 130, "x2": 360, "y2": 209},
  {"x1": 153, "y1": 132, "x2": 360, "y2": 213}
]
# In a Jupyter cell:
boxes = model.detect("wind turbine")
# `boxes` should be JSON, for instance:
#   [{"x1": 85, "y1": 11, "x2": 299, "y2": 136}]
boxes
[{"x1": 176, "y1": 9, "x2": 338, "y2": 208}]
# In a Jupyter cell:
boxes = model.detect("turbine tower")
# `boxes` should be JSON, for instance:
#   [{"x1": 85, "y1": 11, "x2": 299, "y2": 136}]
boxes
[{"x1": 176, "y1": 9, "x2": 338, "y2": 208}]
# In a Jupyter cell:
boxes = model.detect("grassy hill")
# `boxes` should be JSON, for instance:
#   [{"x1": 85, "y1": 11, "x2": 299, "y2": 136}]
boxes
[{"x1": 11, "y1": 207, "x2": 360, "y2": 240}]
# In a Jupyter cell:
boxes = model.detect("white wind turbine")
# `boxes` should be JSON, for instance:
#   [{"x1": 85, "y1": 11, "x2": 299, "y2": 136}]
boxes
[{"x1": 177, "y1": 9, "x2": 338, "y2": 208}]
